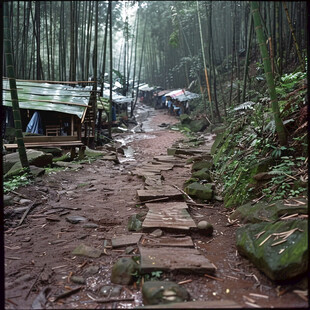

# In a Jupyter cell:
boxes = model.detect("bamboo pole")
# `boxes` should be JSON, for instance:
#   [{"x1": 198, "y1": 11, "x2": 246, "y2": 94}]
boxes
[
  {"x1": 282, "y1": 2, "x2": 305, "y2": 71},
  {"x1": 3, "y1": 2, "x2": 29, "y2": 170}
]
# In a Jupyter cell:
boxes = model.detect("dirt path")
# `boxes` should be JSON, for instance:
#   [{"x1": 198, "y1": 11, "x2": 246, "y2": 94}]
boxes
[{"x1": 3, "y1": 108, "x2": 307, "y2": 309}]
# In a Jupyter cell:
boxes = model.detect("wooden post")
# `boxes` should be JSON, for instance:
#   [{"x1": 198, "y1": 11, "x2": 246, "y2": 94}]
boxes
[{"x1": 71, "y1": 115, "x2": 74, "y2": 136}]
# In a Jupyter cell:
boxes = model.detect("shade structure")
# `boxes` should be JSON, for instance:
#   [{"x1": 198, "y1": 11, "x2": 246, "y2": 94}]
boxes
[
  {"x1": 3, "y1": 79, "x2": 90, "y2": 119},
  {"x1": 165, "y1": 89, "x2": 200, "y2": 102}
]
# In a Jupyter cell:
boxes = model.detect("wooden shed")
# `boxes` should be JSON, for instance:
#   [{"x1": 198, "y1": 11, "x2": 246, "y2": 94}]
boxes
[{"x1": 3, "y1": 79, "x2": 97, "y2": 155}]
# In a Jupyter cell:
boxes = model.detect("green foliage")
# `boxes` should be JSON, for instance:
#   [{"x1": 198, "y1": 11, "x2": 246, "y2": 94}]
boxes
[
  {"x1": 3, "y1": 169, "x2": 32, "y2": 193},
  {"x1": 132, "y1": 270, "x2": 163, "y2": 285},
  {"x1": 169, "y1": 30, "x2": 179, "y2": 47},
  {"x1": 262, "y1": 156, "x2": 307, "y2": 201},
  {"x1": 212, "y1": 68, "x2": 307, "y2": 207},
  {"x1": 276, "y1": 71, "x2": 306, "y2": 98}
]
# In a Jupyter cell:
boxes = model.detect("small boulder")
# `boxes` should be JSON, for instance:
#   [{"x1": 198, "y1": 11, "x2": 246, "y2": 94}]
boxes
[
  {"x1": 150, "y1": 229, "x2": 163, "y2": 238},
  {"x1": 142, "y1": 281, "x2": 190, "y2": 305},
  {"x1": 66, "y1": 215, "x2": 88, "y2": 224},
  {"x1": 3, "y1": 195, "x2": 13, "y2": 206},
  {"x1": 72, "y1": 243, "x2": 102, "y2": 258},
  {"x1": 191, "y1": 160, "x2": 213, "y2": 171},
  {"x1": 185, "y1": 182, "x2": 213, "y2": 200},
  {"x1": 110, "y1": 257, "x2": 138, "y2": 285},
  {"x1": 197, "y1": 220, "x2": 213, "y2": 236},
  {"x1": 128, "y1": 214, "x2": 143, "y2": 231},
  {"x1": 84, "y1": 265, "x2": 100, "y2": 276},
  {"x1": 236, "y1": 219, "x2": 308, "y2": 281},
  {"x1": 192, "y1": 168, "x2": 212, "y2": 182},
  {"x1": 70, "y1": 276, "x2": 86, "y2": 285}
]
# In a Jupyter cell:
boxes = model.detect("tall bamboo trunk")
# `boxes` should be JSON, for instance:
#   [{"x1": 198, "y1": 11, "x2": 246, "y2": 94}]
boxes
[
  {"x1": 197, "y1": 0, "x2": 213, "y2": 121},
  {"x1": 282, "y1": 2, "x2": 305, "y2": 71},
  {"x1": 108, "y1": 0, "x2": 113, "y2": 139},
  {"x1": 251, "y1": 1, "x2": 287, "y2": 146},
  {"x1": 242, "y1": 14, "x2": 253, "y2": 103},
  {"x1": 4, "y1": 2, "x2": 29, "y2": 169}
]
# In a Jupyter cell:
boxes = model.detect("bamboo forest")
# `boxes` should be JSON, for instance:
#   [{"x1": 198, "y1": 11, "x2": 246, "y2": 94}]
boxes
[{"x1": 1, "y1": 1, "x2": 308, "y2": 309}]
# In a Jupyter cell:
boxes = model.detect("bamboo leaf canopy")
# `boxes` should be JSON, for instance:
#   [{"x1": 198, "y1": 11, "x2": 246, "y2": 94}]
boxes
[{"x1": 2, "y1": 79, "x2": 92, "y2": 119}]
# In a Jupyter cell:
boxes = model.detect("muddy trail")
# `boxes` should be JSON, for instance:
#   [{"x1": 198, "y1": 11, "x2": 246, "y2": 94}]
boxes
[{"x1": 3, "y1": 105, "x2": 308, "y2": 309}]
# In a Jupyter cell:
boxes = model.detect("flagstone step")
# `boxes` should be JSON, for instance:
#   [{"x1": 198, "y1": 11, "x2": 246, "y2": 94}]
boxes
[
  {"x1": 137, "y1": 187, "x2": 184, "y2": 202},
  {"x1": 141, "y1": 235, "x2": 194, "y2": 247},
  {"x1": 142, "y1": 206, "x2": 196, "y2": 231},
  {"x1": 139, "y1": 246, "x2": 216, "y2": 274}
]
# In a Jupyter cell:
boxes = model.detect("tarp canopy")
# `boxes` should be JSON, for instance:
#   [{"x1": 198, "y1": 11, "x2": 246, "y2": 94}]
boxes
[
  {"x1": 139, "y1": 84, "x2": 155, "y2": 91},
  {"x1": 165, "y1": 89, "x2": 200, "y2": 102},
  {"x1": 101, "y1": 89, "x2": 132, "y2": 104},
  {"x1": 3, "y1": 79, "x2": 90, "y2": 119},
  {"x1": 156, "y1": 89, "x2": 174, "y2": 97}
]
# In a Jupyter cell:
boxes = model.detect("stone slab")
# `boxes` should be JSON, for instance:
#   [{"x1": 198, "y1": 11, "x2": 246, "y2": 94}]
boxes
[
  {"x1": 137, "y1": 188, "x2": 183, "y2": 202},
  {"x1": 142, "y1": 207, "x2": 196, "y2": 230},
  {"x1": 142, "y1": 236, "x2": 194, "y2": 247},
  {"x1": 143, "y1": 163, "x2": 174, "y2": 171},
  {"x1": 111, "y1": 233, "x2": 143, "y2": 248},
  {"x1": 145, "y1": 202, "x2": 189, "y2": 210},
  {"x1": 139, "y1": 246, "x2": 216, "y2": 274},
  {"x1": 139, "y1": 300, "x2": 241, "y2": 308}
]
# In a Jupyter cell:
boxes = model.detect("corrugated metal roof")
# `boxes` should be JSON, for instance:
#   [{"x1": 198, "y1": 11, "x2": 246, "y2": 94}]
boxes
[{"x1": 3, "y1": 80, "x2": 90, "y2": 119}]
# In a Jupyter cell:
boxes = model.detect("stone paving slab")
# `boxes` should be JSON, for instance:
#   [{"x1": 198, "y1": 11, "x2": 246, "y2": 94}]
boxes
[
  {"x1": 139, "y1": 246, "x2": 216, "y2": 274},
  {"x1": 137, "y1": 188, "x2": 183, "y2": 202},
  {"x1": 142, "y1": 236, "x2": 194, "y2": 247},
  {"x1": 111, "y1": 233, "x2": 143, "y2": 248},
  {"x1": 142, "y1": 205, "x2": 196, "y2": 231},
  {"x1": 139, "y1": 300, "x2": 241, "y2": 308},
  {"x1": 145, "y1": 202, "x2": 189, "y2": 210}
]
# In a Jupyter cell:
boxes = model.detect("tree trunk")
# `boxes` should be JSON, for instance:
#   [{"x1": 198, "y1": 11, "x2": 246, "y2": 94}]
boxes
[
  {"x1": 251, "y1": 1, "x2": 287, "y2": 145},
  {"x1": 4, "y1": 2, "x2": 29, "y2": 170},
  {"x1": 242, "y1": 15, "x2": 253, "y2": 103},
  {"x1": 108, "y1": 0, "x2": 113, "y2": 139},
  {"x1": 197, "y1": 0, "x2": 213, "y2": 121},
  {"x1": 282, "y1": 2, "x2": 305, "y2": 71}
]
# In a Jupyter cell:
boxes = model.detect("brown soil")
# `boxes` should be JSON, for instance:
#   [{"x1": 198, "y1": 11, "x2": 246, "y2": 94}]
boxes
[{"x1": 3, "y1": 108, "x2": 308, "y2": 309}]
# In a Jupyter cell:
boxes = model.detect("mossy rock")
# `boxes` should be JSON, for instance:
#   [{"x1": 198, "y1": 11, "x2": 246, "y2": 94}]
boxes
[
  {"x1": 185, "y1": 182, "x2": 213, "y2": 200},
  {"x1": 191, "y1": 160, "x2": 213, "y2": 171},
  {"x1": 111, "y1": 257, "x2": 139, "y2": 285},
  {"x1": 188, "y1": 119, "x2": 209, "y2": 132},
  {"x1": 128, "y1": 214, "x2": 143, "y2": 231},
  {"x1": 230, "y1": 198, "x2": 308, "y2": 224},
  {"x1": 192, "y1": 168, "x2": 212, "y2": 182},
  {"x1": 179, "y1": 114, "x2": 191, "y2": 124},
  {"x1": 184, "y1": 178, "x2": 199, "y2": 186},
  {"x1": 3, "y1": 149, "x2": 53, "y2": 175},
  {"x1": 236, "y1": 219, "x2": 308, "y2": 281},
  {"x1": 142, "y1": 281, "x2": 190, "y2": 305}
]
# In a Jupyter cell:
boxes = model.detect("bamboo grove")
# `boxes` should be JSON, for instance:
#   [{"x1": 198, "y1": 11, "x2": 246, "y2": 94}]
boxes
[{"x1": 3, "y1": 1, "x2": 308, "y2": 104}]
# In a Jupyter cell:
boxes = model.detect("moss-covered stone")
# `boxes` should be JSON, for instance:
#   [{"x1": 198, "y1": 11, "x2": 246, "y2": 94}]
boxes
[
  {"x1": 142, "y1": 281, "x2": 190, "y2": 305},
  {"x1": 191, "y1": 160, "x2": 213, "y2": 171},
  {"x1": 179, "y1": 114, "x2": 191, "y2": 125},
  {"x1": 230, "y1": 198, "x2": 308, "y2": 224},
  {"x1": 192, "y1": 168, "x2": 212, "y2": 182},
  {"x1": 128, "y1": 214, "x2": 143, "y2": 231},
  {"x1": 111, "y1": 257, "x2": 139, "y2": 285},
  {"x1": 236, "y1": 219, "x2": 308, "y2": 281},
  {"x1": 3, "y1": 149, "x2": 53, "y2": 175},
  {"x1": 185, "y1": 182, "x2": 213, "y2": 200}
]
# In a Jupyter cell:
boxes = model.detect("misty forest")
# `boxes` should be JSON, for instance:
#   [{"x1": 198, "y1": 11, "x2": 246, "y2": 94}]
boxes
[{"x1": 2, "y1": 1, "x2": 308, "y2": 309}]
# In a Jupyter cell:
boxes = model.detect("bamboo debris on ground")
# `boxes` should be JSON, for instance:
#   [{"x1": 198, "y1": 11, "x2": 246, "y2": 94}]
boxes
[{"x1": 258, "y1": 228, "x2": 303, "y2": 247}]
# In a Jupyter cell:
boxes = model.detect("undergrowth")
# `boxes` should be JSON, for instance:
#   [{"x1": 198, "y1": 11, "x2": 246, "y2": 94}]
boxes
[{"x1": 212, "y1": 68, "x2": 307, "y2": 207}]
